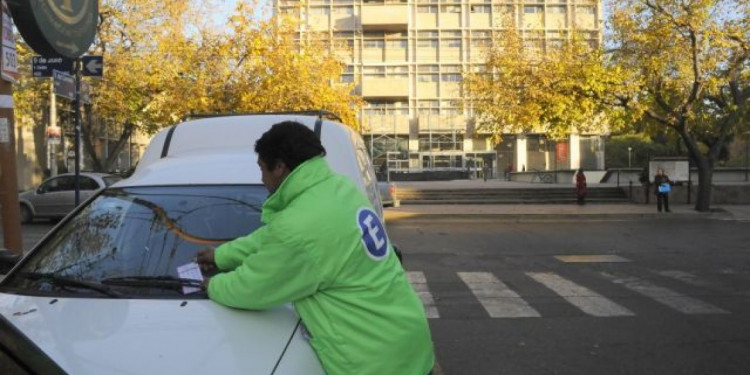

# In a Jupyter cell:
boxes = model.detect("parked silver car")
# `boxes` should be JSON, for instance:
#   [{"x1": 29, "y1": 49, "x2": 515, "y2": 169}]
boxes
[{"x1": 18, "y1": 172, "x2": 122, "y2": 223}]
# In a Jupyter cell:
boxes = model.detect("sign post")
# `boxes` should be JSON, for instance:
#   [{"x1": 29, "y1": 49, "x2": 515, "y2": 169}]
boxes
[{"x1": 0, "y1": 1, "x2": 21, "y2": 254}]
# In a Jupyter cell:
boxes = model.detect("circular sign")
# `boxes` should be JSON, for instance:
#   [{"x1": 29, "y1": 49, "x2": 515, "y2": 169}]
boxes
[
  {"x1": 356, "y1": 208, "x2": 389, "y2": 261},
  {"x1": 7, "y1": 0, "x2": 98, "y2": 58}
]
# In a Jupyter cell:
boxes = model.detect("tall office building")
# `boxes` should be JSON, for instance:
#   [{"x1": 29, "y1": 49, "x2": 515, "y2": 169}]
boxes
[{"x1": 274, "y1": 0, "x2": 605, "y2": 178}]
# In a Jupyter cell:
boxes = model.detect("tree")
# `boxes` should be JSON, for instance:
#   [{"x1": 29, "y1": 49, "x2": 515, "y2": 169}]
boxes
[
  {"x1": 608, "y1": 0, "x2": 749, "y2": 211},
  {"x1": 464, "y1": 22, "x2": 613, "y2": 145},
  {"x1": 13, "y1": 0, "x2": 362, "y2": 173},
  {"x1": 466, "y1": 0, "x2": 750, "y2": 211}
]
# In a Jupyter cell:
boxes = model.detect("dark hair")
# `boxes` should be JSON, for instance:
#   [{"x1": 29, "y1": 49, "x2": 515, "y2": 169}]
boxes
[{"x1": 254, "y1": 121, "x2": 327, "y2": 171}]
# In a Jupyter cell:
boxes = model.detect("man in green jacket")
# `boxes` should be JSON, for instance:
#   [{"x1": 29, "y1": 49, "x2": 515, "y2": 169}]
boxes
[{"x1": 196, "y1": 121, "x2": 435, "y2": 375}]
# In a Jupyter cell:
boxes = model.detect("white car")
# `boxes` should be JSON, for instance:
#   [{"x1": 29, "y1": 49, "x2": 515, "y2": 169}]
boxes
[{"x1": 0, "y1": 113, "x2": 384, "y2": 375}]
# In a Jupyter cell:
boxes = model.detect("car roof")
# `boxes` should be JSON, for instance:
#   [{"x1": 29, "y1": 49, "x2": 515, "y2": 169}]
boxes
[{"x1": 118, "y1": 114, "x2": 363, "y2": 188}]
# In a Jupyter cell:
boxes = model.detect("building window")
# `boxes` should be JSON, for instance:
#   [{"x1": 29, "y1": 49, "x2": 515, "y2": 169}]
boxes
[
  {"x1": 576, "y1": 6, "x2": 595, "y2": 14},
  {"x1": 364, "y1": 40, "x2": 385, "y2": 48},
  {"x1": 442, "y1": 65, "x2": 461, "y2": 73},
  {"x1": 363, "y1": 66, "x2": 386, "y2": 76},
  {"x1": 547, "y1": 5, "x2": 566, "y2": 13},
  {"x1": 418, "y1": 133, "x2": 464, "y2": 152},
  {"x1": 418, "y1": 74, "x2": 439, "y2": 82},
  {"x1": 418, "y1": 31, "x2": 439, "y2": 38},
  {"x1": 470, "y1": 5, "x2": 490, "y2": 13},
  {"x1": 386, "y1": 40, "x2": 408, "y2": 48},
  {"x1": 440, "y1": 5, "x2": 461, "y2": 13},
  {"x1": 417, "y1": 5, "x2": 438, "y2": 13},
  {"x1": 441, "y1": 74, "x2": 462, "y2": 82},
  {"x1": 524, "y1": 5, "x2": 543, "y2": 13},
  {"x1": 440, "y1": 39, "x2": 462, "y2": 48},
  {"x1": 418, "y1": 65, "x2": 439, "y2": 72},
  {"x1": 417, "y1": 40, "x2": 438, "y2": 48}
]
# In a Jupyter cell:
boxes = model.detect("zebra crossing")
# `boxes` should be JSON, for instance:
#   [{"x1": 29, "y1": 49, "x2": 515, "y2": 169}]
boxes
[{"x1": 406, "y1": 267, "x2": 739, "y2": 319}]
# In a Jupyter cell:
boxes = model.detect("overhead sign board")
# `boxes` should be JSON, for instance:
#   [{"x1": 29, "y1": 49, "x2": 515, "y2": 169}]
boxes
[
  {"x1": 32, "y1": 56, "x2": 74, "y2": 77},
  {"x1": 82, "y1": 55, "x2": 103, "y2": 77},
  {"x1": 7, "y1": 0, "x2": 98, "y2": 58},
  {"x1": 1, "y1": 2, "x2": 19, "y2": 83},
  {"x1": 53, "y1": 70, "x2": 75, "y2": 100}
]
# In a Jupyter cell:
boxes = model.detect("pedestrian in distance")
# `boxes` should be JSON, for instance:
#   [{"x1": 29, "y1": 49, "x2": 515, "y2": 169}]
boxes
[
  {"x1": 575, "y1": 168, "x2": 587, "y2": 205},
  {"x1": 483, "y1": 164, "x2": 490, "y2": 182},
  {"x1": 195, "y1": 121, "x2": 435, "y2": 375},
  {"x1": 654, "y1": 168, "x2": 672, "y2": 212}
]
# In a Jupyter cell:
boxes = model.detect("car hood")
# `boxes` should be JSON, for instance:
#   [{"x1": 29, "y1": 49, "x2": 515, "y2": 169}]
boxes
[
  {"x1": 18, "y1": 190, "x2": 34, "y2": 199},
  {"x1": 0, "y1": 293, "x2": 302, "y2": 375}
]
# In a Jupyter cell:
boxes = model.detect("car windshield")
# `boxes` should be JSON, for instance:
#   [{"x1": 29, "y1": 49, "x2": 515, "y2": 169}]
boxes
[{"x1": 1, "y1": 185, "x2": 267, "y2": 298}]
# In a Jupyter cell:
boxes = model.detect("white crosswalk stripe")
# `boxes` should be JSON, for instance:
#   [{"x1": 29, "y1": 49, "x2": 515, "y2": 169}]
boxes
[
  {"x1": 527, "y1": 272, "x2": 634, "y2": 317},
  {"x1": 457, "y1": 272, "x2": 541, "y2": 318},
  {"x1": 654, "y1": 270, "x2": 713, "y2": 288},
  {"x1": 601, "y1": 272, "x2": 729, "y2": 315},
  {"x1": 406, "y1": 271, "x2": 440, "y2": 319}
]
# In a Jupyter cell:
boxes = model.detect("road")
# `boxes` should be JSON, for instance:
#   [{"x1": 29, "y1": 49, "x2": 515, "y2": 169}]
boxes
[
  {"x1": 4, "y1": 216, "x2": 750, "y2": 374},
  {"x1": 388, "y1": 215, "x2": 750, "y2": 375}
]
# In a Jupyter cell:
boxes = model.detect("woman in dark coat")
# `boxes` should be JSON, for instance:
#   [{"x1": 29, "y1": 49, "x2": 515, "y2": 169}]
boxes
[
  {"x1": 654, "y1": 168, "x2": 671, "y2": 212},
  {"x1": 575, "y1": 168, "x2": 587, "y2": 205}
]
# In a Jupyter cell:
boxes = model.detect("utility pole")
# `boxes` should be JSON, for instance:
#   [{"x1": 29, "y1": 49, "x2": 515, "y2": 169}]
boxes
[
  {"x1": 0, "y1": 5, "x2": 22, "y2": 254},
  {"x1": 49, "y1": 78, "x2": 57, "y2": 176},
  {"x1": 73, "y1": 57, "x2": 82, "y2": 205}
]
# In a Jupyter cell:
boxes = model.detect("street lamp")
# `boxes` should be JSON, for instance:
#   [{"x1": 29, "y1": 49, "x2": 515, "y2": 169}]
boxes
[{"x1": 628, "y1": 147, "x2": 632, "y2": 168}]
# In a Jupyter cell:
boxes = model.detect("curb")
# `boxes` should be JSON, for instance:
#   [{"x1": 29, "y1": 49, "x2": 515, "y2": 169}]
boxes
[{"x1": 383, "y1": 209, "x2": 732, "y2": 223}]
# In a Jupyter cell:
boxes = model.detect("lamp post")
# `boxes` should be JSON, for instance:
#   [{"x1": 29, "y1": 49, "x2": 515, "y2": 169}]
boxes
[{"x1": 628, "y1": 147, "x2": 632, "y2": 168}]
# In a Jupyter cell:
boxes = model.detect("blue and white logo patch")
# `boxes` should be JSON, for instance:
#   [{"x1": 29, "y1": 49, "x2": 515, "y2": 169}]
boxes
[{"x1": 356, "y1": 207, "x2": 389, "y2": 261}]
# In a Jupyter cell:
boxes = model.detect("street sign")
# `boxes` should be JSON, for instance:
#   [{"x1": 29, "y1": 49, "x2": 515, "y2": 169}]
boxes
[
  {"x1": 1, "y1": 2, "x2": 18, "y2": 83},
  {"x1": 6, "y1": 1, "x2": 98, "y2": 58},
  {"x1": 32, "y1": 56, "x2": 74, "y2": 77},
  {"x1": 53, "y1": 70, "x2": 75, "y2": 100},
  {"x1": 81, "y1": 55, "x2": 103, "y2": 77}
]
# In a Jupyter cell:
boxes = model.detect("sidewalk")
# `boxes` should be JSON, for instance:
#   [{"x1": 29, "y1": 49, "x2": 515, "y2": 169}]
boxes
[
  {"x1": 385, "y1": 179, "x2": 750, "y2": 221},
  {"x1": 384, "y1": 203, "x2": 750, "y2": 222}
]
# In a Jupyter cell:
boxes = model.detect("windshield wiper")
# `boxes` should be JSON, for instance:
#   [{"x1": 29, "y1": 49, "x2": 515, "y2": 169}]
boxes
[
  {"x1": 17, "y1": 272, "x2": 122, "y2": 298},
  {"x1": 101, "y1": 275, "x2": 204, "y2": 292}
]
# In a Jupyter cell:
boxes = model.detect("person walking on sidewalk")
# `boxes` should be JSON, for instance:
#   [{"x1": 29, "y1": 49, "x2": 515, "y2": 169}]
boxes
[
  {"x1": 654, "y1": 168, "x2": 672, "y2": 212},
  {"x1": 575, "y1": 168, "x2": 587, "y2": 205}
]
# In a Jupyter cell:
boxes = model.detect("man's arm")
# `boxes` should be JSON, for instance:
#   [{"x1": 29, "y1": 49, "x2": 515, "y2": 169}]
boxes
[
  {"x1": 212, "y1": 226, "x2": 268, "y2": 271},
  {"x1": 207, "y1": 225, "x2": 323, "y2": 310}
]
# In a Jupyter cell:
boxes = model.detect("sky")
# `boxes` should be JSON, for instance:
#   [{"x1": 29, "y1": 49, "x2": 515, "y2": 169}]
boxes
[{"x1": 211, "y1": 0, "x2": 270, "y2": 26}]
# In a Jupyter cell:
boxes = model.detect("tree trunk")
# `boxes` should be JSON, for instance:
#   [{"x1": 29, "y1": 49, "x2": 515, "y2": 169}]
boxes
[
  {"x1": 693, "y1": 156, "x2": 713, "y2": 212},
  {"x1": 102, "y1": 122, "x2": 134, "y2": 172}
]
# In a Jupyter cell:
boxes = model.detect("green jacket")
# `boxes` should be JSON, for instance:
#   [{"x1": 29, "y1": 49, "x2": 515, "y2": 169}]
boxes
[{"x1": 208, "y1": 157, "x2": 435, "y2": 375}]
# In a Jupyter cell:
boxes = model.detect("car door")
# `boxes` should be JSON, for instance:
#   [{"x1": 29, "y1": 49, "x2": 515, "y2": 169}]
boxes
[
  {"x1": 31, "y1": 176, "x2": 76, "y2": 217},
  {"x1": 78, "y1": 176, "x2": 102, "y2": 202}
]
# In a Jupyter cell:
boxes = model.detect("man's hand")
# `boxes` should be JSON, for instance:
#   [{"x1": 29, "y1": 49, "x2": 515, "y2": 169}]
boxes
[{"x1": 196, "y1": 247, "x2": 217, "y2": 274}]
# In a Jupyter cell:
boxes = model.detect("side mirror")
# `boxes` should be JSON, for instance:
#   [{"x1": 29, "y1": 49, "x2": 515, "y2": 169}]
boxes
[
  {"x1": 393, "y1": 245, "x2": 403, "y2": 264},
  {"x1": 36, "y1": 186, "x2": 45, "y2": 194},
  {"x1": 0, "y1": 249, "x2": 20, "y2": 274}
]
